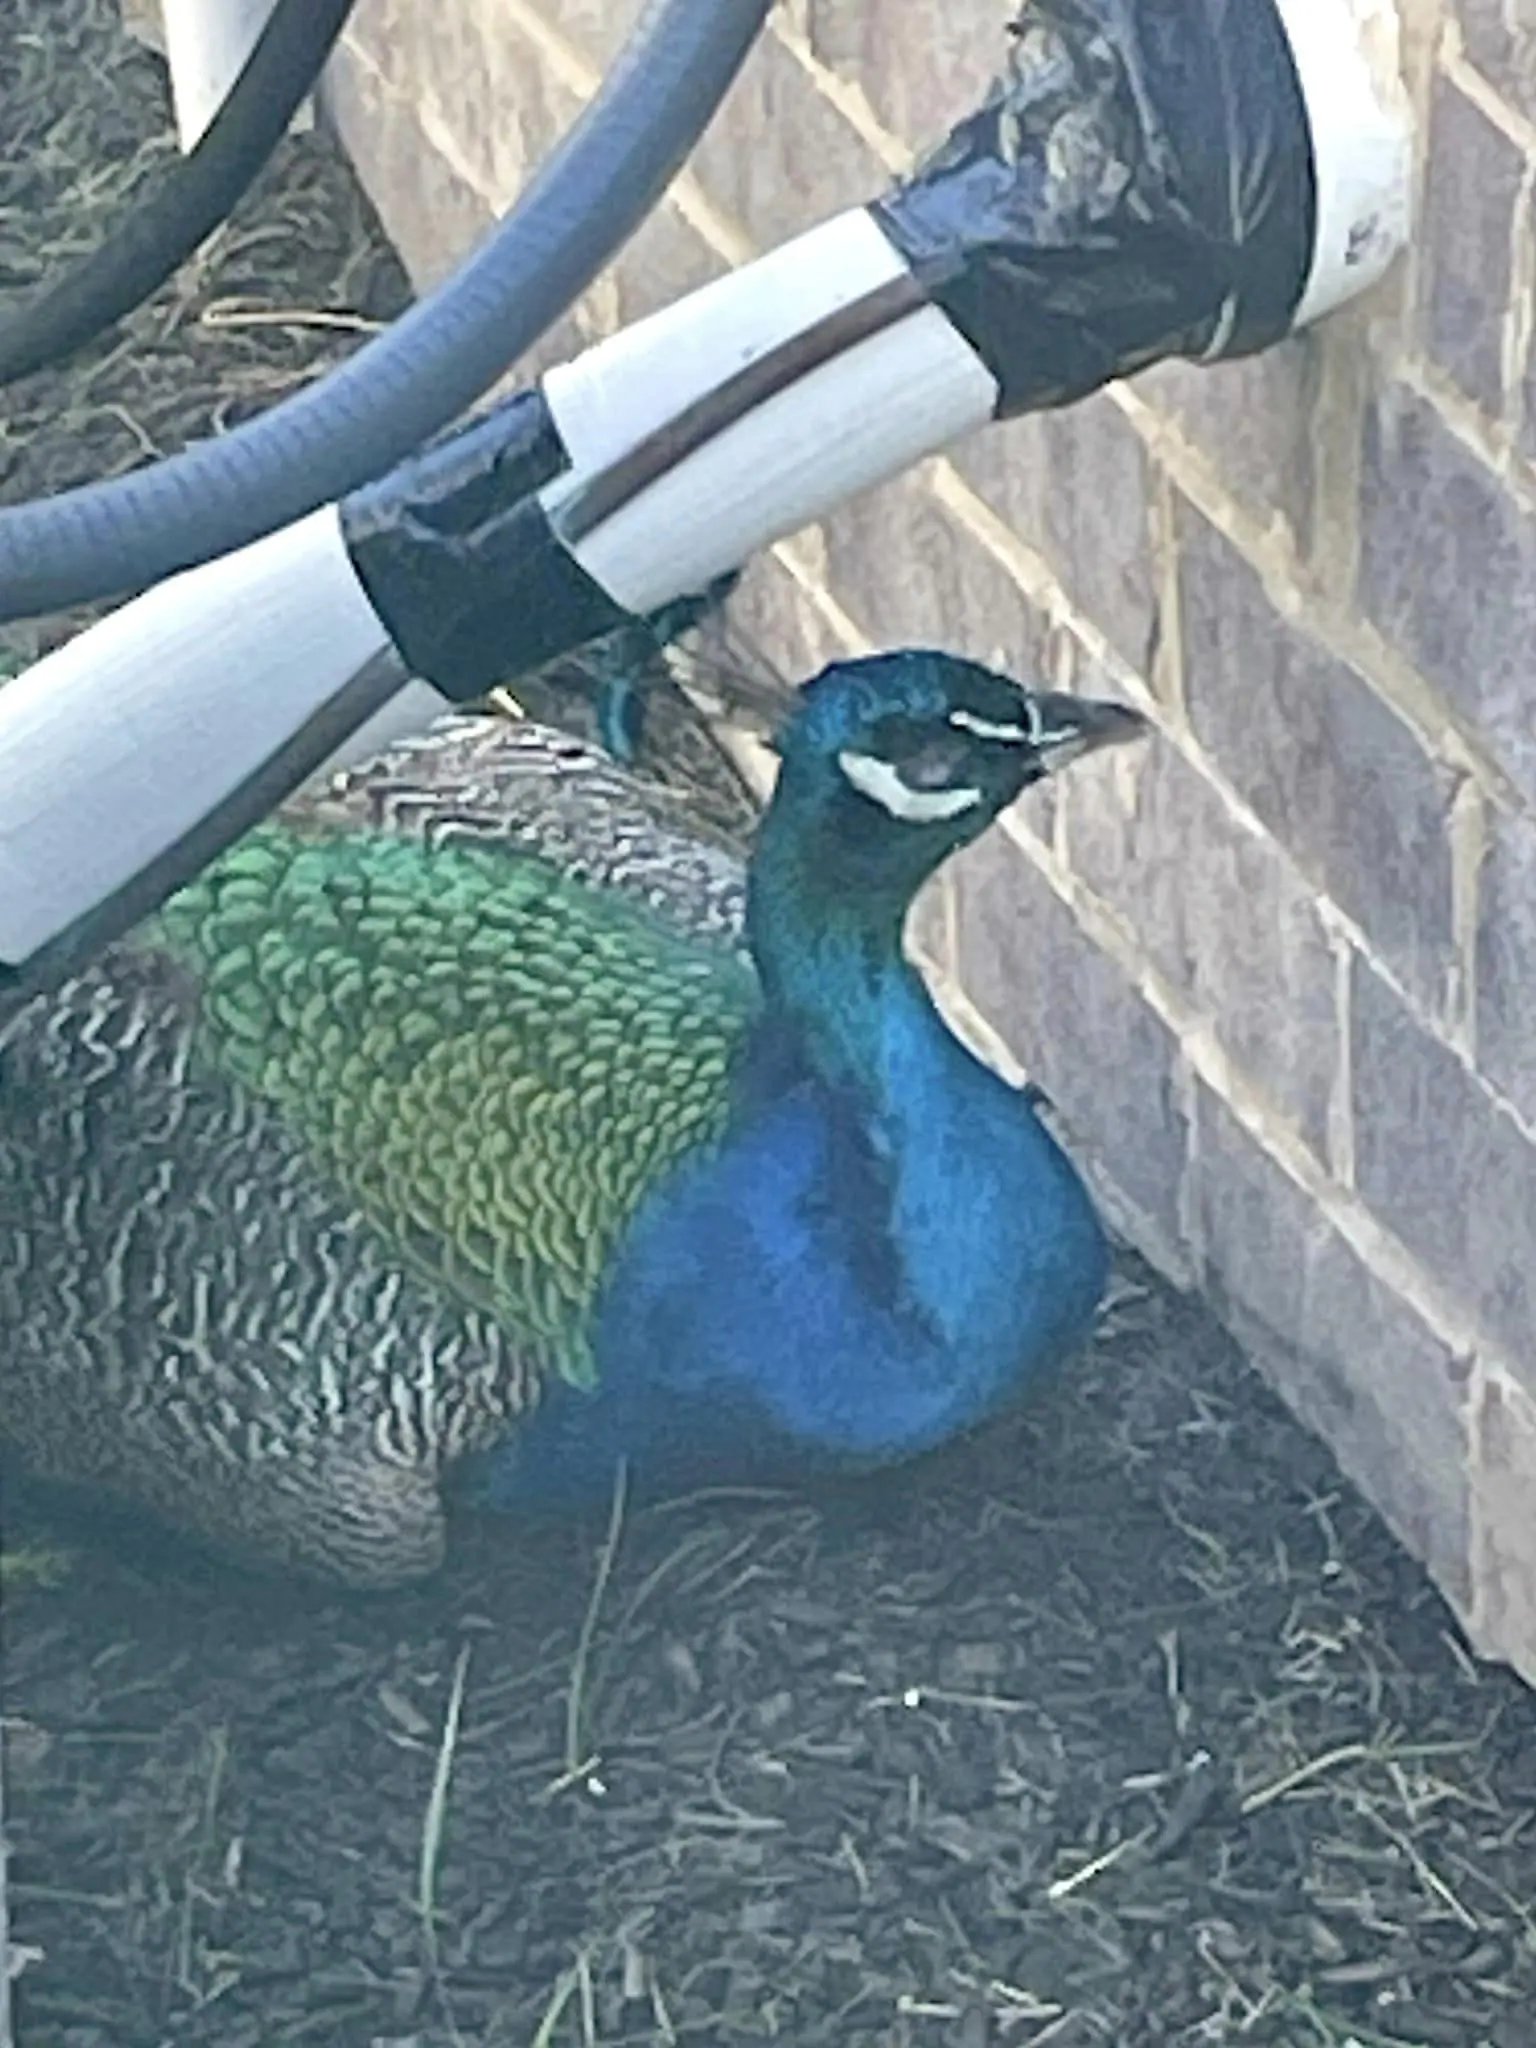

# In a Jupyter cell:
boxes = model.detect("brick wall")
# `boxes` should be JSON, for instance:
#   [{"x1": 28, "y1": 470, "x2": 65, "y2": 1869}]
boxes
[{"x1": 321, "y1": 0, "x2": 1536, "y2": 1683}]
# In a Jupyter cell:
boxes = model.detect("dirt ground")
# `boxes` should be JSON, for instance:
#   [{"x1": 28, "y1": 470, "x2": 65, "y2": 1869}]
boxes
[{"x1": 5, "y1": 6, "x2": 1536, "y2": 2047}]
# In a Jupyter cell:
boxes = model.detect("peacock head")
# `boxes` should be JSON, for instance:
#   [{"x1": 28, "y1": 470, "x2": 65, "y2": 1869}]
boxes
[{"x1": 761, "y1": 649, "x2": 1148, "y2": 899}]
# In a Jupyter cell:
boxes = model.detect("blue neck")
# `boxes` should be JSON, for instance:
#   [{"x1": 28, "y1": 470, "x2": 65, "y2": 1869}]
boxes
[
  {"x1": 745, "y1": 813, "x2": 937, "y2": 1109},
  {"x1": 471, "y1": 795, "x2": 1109, "y2": 1514},
  {"x1": 744, "y1": 809, "x2": 1104, "y2": 1361}
]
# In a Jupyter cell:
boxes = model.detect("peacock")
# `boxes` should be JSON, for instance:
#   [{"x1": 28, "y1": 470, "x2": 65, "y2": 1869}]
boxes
[{"x1": 0, "y1": 641, "x2": 1145, "y2": 1588}]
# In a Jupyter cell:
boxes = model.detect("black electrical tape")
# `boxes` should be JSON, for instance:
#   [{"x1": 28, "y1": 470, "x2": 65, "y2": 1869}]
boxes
[
  {"x1": 342, "y1": 272, "x2": 932, "y2": 695},
  {"x1": 341, "y1": 387, "x2": 629, "y2": 698},
  {"x1": 346, "y1": 0, "x2": 1315, "y2": 697},
  {"x1": 872, "y1": 0, "x2": 1316, "y2": 418}
]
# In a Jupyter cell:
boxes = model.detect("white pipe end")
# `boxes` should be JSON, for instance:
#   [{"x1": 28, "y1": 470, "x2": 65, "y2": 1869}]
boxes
[
  {"x1": 1275, "y1": 0, "x2": 1414, "y2": 328},
  {"x1": 0, "y1": 506, "x2": 398, "y2": 968},
  {"x1": 159, "y1": 0, "x2": 312, "y2": 151}
]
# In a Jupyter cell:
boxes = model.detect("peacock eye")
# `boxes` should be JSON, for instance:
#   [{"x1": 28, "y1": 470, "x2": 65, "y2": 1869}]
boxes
[
  {"x1": 836, "y1": 719, "x2": 990, "y2": 822},
  {"x1": 894, "y1": 731, "x2": 978, "y2": 792}
]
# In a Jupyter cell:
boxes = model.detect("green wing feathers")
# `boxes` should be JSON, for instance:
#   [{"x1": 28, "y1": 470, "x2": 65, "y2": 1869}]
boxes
[{"x1": 153, "y1": 826, "x2": 761, "y2": 1390}]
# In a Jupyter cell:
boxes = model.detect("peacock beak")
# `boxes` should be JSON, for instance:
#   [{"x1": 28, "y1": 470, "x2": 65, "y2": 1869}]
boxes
[{"x1": 1029, "y1": 691, "x2": 1149, "y2": 769}]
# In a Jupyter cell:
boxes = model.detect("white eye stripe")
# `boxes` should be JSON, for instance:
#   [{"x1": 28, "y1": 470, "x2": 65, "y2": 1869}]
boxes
[
  {"x1": 836, "y1": 749, "x2": 984, "y2": 822},
  {"x1": 948, "y1": 704, "x2": 1040, "y2": 744}
]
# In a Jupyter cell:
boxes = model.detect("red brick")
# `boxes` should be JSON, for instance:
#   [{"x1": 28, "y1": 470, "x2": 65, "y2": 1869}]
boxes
[
  {"x1": 1360, "y1": 383, "x2": 1536, "y2": 807},
  {"x1": 951, "y1": 394, "x2": 1157, "y2": 677},
  {"x1": 1417, "y1": 75, "x2": 1524, "y2": 415},
  {"x1": 1190, "y1": 1087, "x2": 1472, "y2": 1611},
  {"x1": 1352, "y1": 955, "x2": 1536, "y2": 1371},
  {"x1": 1179, "y1": 500, "x2": 1458, "y2": 1015},
  {"x1": 951, "y1": 826, "x2": 1194, "y2": 1266},
  {"x1": 805, "y1": 0, "x2": 1001, "y2": 155},
  {"x1": 1134, "y1": 339, "x2": 1317, "y2": 541},
  {"x1": 687, "y1": 28, "x2": 892, "y2": 251},
  {"x1": 1064, "y1": 723, "x2": 1340, "y2": 1158}
]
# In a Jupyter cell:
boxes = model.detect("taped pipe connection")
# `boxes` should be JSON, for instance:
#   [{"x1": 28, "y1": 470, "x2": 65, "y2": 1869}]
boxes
[
  {"x1": 341, "y1": 0, "x2": 1412, "y2": 695},
  {"x1": 0, "y1": 0, "x2": 1411, "y2": 1001}
]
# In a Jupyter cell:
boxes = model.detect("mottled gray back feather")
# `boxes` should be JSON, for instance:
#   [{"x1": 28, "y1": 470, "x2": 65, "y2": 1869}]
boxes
[{"x1": 0, "y1": 715, "x2": 751, "y2": 1586}]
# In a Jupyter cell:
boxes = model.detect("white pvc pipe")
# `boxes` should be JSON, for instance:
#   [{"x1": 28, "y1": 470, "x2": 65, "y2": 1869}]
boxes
[
  {"x1": 1274, "y1": 0, "x2": 1413, "y2": 327},
  {"x1": 0, "y1": 46, "x2": 1411, "y2": 976},
  {"x1": 540, "y1": 208, "x2": 1001, "y2": 617},
  {"x1": 160, "y1": 0, "x2": 289, "y2": 152},
  {"x1": 0, "y1": 507, "x2": 413, "y2": 967}
]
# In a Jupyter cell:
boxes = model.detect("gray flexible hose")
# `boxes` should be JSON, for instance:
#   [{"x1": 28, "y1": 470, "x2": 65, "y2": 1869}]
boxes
[{"x1": 0, "y1": 0, "x2": 772, "y2": 624}]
